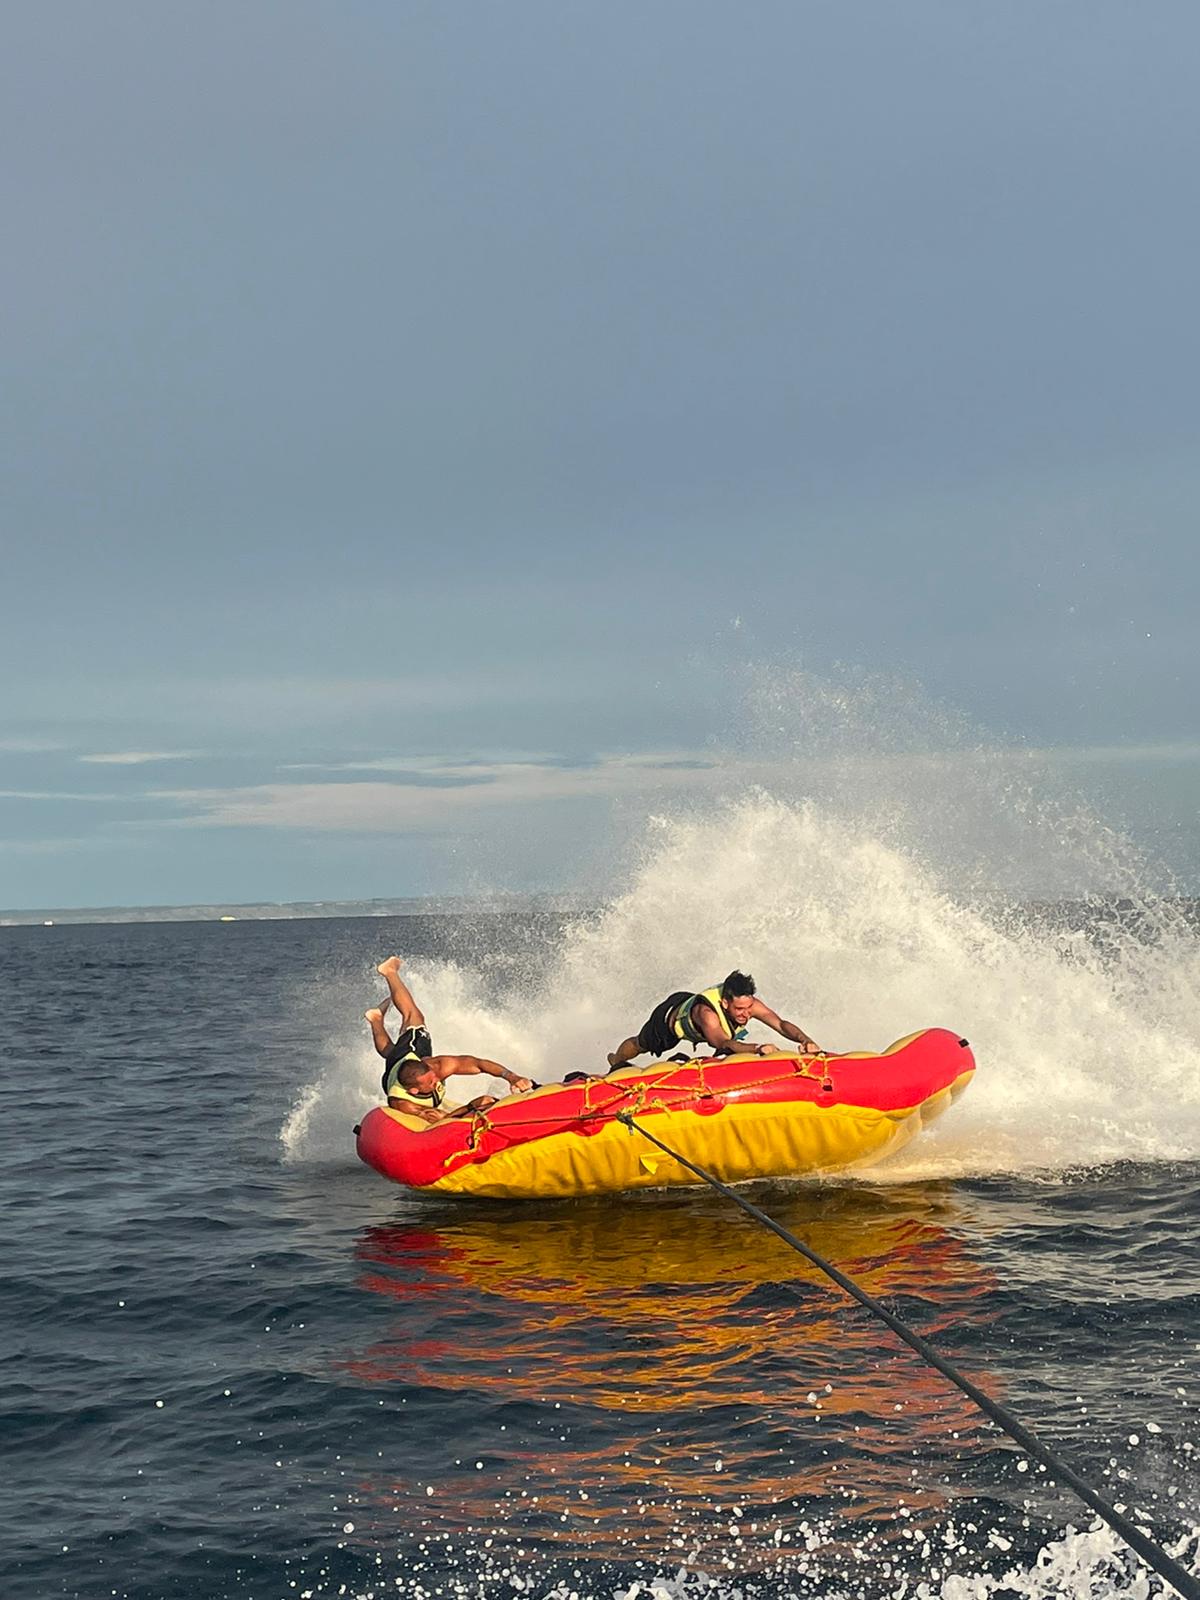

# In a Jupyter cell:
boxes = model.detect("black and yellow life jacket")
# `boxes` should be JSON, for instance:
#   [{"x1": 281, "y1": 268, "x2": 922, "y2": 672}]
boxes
[
  {"x1": 383, "y1": 1068, "x2": 445, "y2": 1108},
  {"x1": 672, "y1": 986, "x2": 747, "y2": 1045}
]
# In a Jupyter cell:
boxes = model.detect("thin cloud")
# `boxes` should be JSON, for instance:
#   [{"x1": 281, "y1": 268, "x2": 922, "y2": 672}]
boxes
[
  {"x1": 151, "y1": 753, "x2": 746, "y2": 833},
  {"x1": 281, "y1": 752, "x2": 605, "y2": 775},
  {"x1": 108, "y1": 740, "x2": 1200, "y2": 839},
  {"x1": 0, "y1": 789, "x2": 134, "y2": 802},
  {"x1": 278, "y1": 761, "x2": 498, "y2": 788},
  {"x1": 278, "y1": 751, "x2": 710, "y2": 778},
  {"x1": 80, "y1": 750, "x2": 204, "y2": 766},
  {"x1": 1032, "y1": 740, "x2": 1200, "y2": 765}
]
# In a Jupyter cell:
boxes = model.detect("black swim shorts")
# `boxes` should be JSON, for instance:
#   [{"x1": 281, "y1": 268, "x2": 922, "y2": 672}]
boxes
[
  {"x1": 381, "y1": 1026, "x2": 434, "y2": 1091},
  {"x1": 636, "y1": 992, "x2": 692, "y2": 1058},
  {"x1": 386, "y1": 1025, "x2": 433, "y2": 1065}
]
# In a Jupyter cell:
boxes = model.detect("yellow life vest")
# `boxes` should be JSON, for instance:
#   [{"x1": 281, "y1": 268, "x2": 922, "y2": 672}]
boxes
[
  {"x1": 385, "y1": 1076, "x2": 445, "y2": 1110},
  {"x1": 672, "y1": 986, "x2": 747, "y2": 1045}
]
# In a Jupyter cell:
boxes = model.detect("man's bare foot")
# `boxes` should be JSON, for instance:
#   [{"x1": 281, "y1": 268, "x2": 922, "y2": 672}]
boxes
[
  {"x1": 377, "y1": 956, "x2": 402, "y2": 977},
  {"x1": 364, "y1": 1006, "x2": 385, "y2": 1026}
]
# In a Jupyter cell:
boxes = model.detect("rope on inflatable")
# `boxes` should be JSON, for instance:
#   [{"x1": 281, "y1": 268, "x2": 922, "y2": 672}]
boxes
[
  {"x1": 616, "y1": 1112, "x2": 1200, "y2": 1600},
  {"x1": 478, "y1": 1054, "x2": 832, "y2": 1137}
]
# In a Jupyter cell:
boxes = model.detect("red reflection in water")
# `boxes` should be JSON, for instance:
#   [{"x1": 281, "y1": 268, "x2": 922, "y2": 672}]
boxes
[{"x1": 341, "y1": 1186, "x2": 1001, "y2": 1568}]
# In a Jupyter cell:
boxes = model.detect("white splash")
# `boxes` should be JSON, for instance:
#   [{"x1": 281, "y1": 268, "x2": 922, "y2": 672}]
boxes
[
  {"x1": 281, "y1": 792, "x2": 1200, "y2": 1177},
  {"x1": 280, "y1": 1514, "x2": 1200, "y2": 1597}
]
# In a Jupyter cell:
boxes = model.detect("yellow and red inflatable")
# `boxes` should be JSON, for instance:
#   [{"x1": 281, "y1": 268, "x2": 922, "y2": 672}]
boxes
[{"x1": 354, "y1": 1027, "x2": 974, "y2": 1200}]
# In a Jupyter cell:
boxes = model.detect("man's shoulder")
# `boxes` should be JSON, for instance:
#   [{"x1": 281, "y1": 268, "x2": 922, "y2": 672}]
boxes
[{"x1": 427, "y1": 1051, "x2": 472, "y2": 1071}]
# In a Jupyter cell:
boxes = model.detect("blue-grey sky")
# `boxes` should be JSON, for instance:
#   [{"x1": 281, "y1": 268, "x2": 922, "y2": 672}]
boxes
[{"x1": 3, "y1": 1, "x2": 1199, "y2": 909}]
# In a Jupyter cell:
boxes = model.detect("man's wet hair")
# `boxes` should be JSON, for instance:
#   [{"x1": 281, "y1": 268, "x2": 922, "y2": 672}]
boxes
[
  {"x1": 398, "y1": 1057, "x2": 431, "y2": 1085},
  {"x1": 721, "y1": 970, "x2": 756, "y2": 998}
]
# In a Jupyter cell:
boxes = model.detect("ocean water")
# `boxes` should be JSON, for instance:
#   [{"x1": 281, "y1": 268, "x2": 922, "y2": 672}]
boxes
[{"x1": 4, "y1": 799, "x2": 1200, "y2": 1599}]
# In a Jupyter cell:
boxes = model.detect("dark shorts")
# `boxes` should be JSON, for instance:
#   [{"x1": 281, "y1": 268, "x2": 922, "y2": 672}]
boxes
[
  {"x1": 386, "y1": 1026, "x2": 433, "y2": 1066},
  {"x1": 636, "y1": 992, "x2": 692, "y2": 1058},
  {"x1": 381, "y1": 1026, "x2": 434, "y2": 1092}
]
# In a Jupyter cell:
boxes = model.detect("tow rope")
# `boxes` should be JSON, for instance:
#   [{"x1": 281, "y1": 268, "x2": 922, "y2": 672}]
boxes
[{"x1": 617, "y1": 1112, "x2": 1200, "y2": 1600}]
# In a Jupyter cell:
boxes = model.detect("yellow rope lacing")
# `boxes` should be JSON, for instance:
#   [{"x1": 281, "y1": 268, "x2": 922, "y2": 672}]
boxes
[
  {"x1": 438, "y1": 1054, "x2": 834, "y2": 1169},
  {"x1": 463, "y1": 1109, "x2": 492, "y2": 1151},
  {"x1": 468, "y1": 1053, "x2": 835, "y2": 1139}
]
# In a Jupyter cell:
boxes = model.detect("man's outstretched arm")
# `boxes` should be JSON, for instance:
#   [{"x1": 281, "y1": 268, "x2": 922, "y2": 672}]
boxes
[
  {"x1": 429, "y1": 1053, "x2": 534, "y2": 1092},
  {"x1": 749, "y1": 1000, "x2": 824, "y2": 1053}
]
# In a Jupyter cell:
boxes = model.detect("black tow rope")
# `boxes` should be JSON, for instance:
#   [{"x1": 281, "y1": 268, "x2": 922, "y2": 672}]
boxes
[{"x1": 617, "y1": 1113, "x2": 1200, "y2": 1600}]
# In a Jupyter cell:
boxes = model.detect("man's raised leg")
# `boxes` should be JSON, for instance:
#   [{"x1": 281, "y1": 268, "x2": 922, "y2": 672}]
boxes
[
  {"x1": 377, "y1": 955, "x2": 426, "y2": 1031},
  {"x1": 364, "y1": 1004, "x2": 393, "y2": 1059}
]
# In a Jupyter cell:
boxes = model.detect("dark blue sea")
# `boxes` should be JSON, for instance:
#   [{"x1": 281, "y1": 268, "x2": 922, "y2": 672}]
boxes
[{"x1": 3, "y1": 912, "x2": 1199, "y2": 1600}]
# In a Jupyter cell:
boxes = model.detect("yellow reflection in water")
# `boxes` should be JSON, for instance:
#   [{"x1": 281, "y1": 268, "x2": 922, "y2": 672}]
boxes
[{"x1": 344, "y1": 1185, "x2": 999, "y2": 1563}]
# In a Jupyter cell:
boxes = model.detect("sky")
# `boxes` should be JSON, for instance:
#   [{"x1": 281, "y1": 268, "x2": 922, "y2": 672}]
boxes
[{"x1": 3, "y1": 1, "x2": 1199, "y2": 910}]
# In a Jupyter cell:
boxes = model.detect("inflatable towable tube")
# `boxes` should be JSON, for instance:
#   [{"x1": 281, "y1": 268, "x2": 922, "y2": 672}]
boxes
[{"x1": 354, "y1": 1028, "x2": 975, "y2": 1201}]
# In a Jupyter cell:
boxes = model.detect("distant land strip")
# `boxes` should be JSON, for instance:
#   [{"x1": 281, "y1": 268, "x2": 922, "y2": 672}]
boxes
[{"x1": 0, "y1": 894, "x2": 586, "y2": 928}]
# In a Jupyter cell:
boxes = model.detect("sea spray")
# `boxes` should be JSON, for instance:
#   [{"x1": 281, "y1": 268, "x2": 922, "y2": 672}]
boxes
[
  {"x1": 284, "y1": 661, "x2": 1200, "y2": 1172},
  {"x1": 283, "y1": 793, "x2": 1200, "y2": 1176}
]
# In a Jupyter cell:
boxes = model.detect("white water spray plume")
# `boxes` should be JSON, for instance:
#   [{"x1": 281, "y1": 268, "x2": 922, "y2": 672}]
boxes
[{"x1": 284, "y1": 661, "x2": 1200, "y2": 1179}]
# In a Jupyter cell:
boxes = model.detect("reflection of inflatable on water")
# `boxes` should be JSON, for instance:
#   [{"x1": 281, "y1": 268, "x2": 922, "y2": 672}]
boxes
[
  {"x1": 342, "y1": 1189, "x2": 999, "y2": 1541},
  {"x1": 355, "y1": 1028, "x2": 975, "y2": 1198}
]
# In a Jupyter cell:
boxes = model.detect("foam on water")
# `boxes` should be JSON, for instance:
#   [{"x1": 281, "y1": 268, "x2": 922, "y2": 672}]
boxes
[
  {"x1": 282, "y1": 789, "x2": 1200, "y2": 1178},
  {"x1": 256, "y1": 1511, "x2": 1200, "y2": 1598}
]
